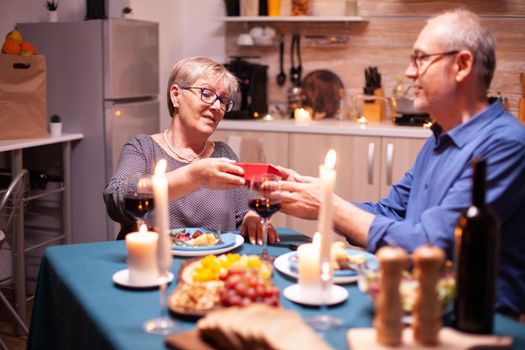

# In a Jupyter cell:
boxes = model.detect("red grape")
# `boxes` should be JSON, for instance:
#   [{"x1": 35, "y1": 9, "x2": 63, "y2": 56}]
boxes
[{"x1": 219, "y1": 267, "x2": 279, "y2": 307}]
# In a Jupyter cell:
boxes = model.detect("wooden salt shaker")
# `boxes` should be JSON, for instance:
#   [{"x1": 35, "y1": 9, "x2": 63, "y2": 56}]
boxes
[
  {"x1": 374, "y1": 246, "x2": 409, "y2": 346},
  {"x1": 412, "y1": 245, "x2": 445, "y2": 346}
]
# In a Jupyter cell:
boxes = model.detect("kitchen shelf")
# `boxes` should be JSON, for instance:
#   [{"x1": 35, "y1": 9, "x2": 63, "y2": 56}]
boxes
[{"x1": 221, "y1": 16, "x2": 366, "y2": 23}]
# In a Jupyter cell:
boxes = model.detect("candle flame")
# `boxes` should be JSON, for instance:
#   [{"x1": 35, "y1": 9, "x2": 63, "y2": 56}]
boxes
[
  {"x1": 313, "y1": 232, "x2": 321, "y2": 248},
  {"x1": 154, "y1": 159, "x2": 167, "y2": 176},
  {"x1": 139, "y1": 224, "x2": 148, "y2": 234},
  {"x1": 324, "y1": 149, "x2": 336, "y2": 169}
]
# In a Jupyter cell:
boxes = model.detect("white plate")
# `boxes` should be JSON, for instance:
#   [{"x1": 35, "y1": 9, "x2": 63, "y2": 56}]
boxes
[
  {"x1": 171, "y1": 234, "x2": 244, "y2": 257},
  {"x1": 283, "y1": 284, "x2": 348, "y2": 306},
  {"x1": 274, "y1": 251, "x2": 359, "y2": 284},
  {"x1": 112, "y1": 269, "x2": 174, "y2": 289}
]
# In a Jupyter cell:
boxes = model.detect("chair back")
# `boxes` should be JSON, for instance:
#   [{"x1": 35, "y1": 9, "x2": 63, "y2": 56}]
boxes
[{"x1": 0, "y1": 169, "x2": 30, "y2": 245}]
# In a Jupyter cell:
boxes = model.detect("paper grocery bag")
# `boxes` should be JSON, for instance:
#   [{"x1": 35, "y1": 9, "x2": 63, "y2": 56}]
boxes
[{"x1": 0, "y1": 54, "x2": 47, "y2": 140}]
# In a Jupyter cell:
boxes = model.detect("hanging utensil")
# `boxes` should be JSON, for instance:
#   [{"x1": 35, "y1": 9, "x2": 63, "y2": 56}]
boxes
[
  {"x1": 296, "y1": 34, "x2": 302, "y2": 84},
  {"x1": 276, "y1": 35, "x2": 286, "y2": 86},
  {"x1": 290, "y1": 34, "x2": 299, "y2": 85},
  {"x1": 290, "y1": 34, "x2": 303, "y2": 86}
]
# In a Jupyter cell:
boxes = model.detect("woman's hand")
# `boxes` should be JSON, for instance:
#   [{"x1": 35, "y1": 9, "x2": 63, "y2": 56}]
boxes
[
  {"x1": 187, "y1": 157, "x2": 245, "y2": 189},
  {"x1": 279, "y1": 178, "x2": 322, "y2": 220},
  {"x1": 241, "y1": 211, "x2": 280, "y2": 245}
]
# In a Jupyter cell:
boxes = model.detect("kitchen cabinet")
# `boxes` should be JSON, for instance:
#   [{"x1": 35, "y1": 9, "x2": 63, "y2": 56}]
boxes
[
  {"x1": 287, "y1": 133, "x2": 379, "y2": 237},
  {"x1": 287, "y1": 133, "x2": 425, "y2": 236},
  {"x1": 215, "y1": 120, "x2": 430, "y2": 236},
  {"x1": 378, "y1": 137, "x2": 426, "y2": 198}
]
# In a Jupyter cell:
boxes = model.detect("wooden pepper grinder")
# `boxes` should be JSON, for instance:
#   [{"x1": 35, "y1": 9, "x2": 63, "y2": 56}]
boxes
[
  {"x1": 412, "y1": 245, "x2": 445, "y2": 346},
  {"x1": 374, "y1": 246, "x2": 408, "y2": 346}
]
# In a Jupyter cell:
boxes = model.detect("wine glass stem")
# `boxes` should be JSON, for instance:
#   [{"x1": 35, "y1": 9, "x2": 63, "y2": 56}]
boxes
[
  {"x1": 136, "y1": 218, "x2": 145, "y2": 231},
  {"x1": 320, "y1": 260, "x2": 331, "y2": 314},
  {"x1": 159, "y1": 274, "x2": 168, "y2": 318},
  {"x1": 320, "y1": 276, "x2": 329, "y2": 315},
  {"x1": 261, "y1": 217, "x2": 269, "y2": 258}
]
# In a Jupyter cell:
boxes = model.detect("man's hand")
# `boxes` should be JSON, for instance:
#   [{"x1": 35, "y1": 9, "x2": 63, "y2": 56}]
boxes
[
  {"x1": 240, "y1": 211, "x2": 279, "y2": 245},
  {"x1": 279, "y1": 179, "x2": 322, "y2": 220}
]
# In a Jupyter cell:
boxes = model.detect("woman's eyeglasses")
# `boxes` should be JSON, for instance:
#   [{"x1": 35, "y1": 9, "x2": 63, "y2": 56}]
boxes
[{"x1": 182, "y1": 86, "x2": 235, "y2": 112}]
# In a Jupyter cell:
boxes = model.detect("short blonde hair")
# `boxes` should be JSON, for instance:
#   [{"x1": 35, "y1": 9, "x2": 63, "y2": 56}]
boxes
[{"x1": 166, "y1": 56, "x2": 239, "y2": 117}]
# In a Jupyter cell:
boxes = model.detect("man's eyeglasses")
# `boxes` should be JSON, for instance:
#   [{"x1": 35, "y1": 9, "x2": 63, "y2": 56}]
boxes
[
  {"x1": 409, "y1": 50, "x2": 459, "y2": 71},
  {"x1": 181, "y1": 86, "x2": 235, "y2": 112}
]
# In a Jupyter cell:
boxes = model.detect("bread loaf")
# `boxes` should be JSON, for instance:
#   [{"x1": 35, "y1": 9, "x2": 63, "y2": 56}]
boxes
[{"x1": 197, "y1": 304, "x2": 334, "y2": 350}]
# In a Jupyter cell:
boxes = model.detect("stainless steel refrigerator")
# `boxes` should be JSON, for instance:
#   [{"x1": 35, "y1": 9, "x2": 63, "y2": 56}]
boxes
[{"x1": 19, "y1": 19, "x2": 160, "y2": 242}]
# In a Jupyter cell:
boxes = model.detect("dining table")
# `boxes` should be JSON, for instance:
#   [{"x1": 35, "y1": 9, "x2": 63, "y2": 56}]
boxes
[{"x1": 27, "y1": 228, "x2": 525, "y2": 350}]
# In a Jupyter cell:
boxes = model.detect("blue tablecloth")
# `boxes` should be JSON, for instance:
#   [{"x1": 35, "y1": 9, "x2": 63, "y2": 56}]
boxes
[{"x1": 27, "y1": 228, "x2": 525, "y2": 350}]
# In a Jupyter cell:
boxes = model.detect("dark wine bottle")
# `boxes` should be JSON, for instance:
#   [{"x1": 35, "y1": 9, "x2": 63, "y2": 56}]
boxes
[{"x1": 453, "y1": 158, "x2": 500, "y2": 334}]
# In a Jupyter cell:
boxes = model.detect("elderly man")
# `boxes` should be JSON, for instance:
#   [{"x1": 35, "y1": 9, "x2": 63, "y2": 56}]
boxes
[{"x1": 279, "y1": 9, "x2": 525, "y2": 318}]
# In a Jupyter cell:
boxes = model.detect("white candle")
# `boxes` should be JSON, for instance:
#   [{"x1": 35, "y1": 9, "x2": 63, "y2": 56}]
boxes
[
  {"x1": 294, "y1": 108, "x2": 312, "y2": 124},
  {"x1": 297, "y1": 242, "x2": 320, "y2": 293},
  {"x1": 152, "y1": 159, "x2": 172, "y2": 274},
  {"x1": 358, "y1": 116, "x2": 368, "y2": 129},
  {"x1": 318, "y1": 150, "x2": 337, "y2": 263},
  {"x1": 126, "y1": 224, "x2": 159, "y2": 284}
]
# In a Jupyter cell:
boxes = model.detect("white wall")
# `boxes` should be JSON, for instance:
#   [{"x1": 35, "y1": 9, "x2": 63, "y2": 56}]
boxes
[
  {"x1": 0, "y1": 0, "x2": 227, "y2": 132},
  {"x1": 132, "y1": 0, "x2": 227, "y2": 130}
]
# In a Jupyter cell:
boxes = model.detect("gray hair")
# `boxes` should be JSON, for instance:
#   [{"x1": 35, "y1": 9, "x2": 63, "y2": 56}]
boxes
[
  {"x1": 428, "y1": 8, "x2": 496, "y2": 90},
  {"x1": 166, "y1": 56, "x2": 239, "y2": 117}
]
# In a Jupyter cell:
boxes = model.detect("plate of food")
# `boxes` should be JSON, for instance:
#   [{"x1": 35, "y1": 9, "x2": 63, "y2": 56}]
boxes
[
  {"x1": 274, "y1": 243, "x2": 378, "y2": 284},
  {"x1": 169, "y1": 228, "x2": 242, "y2": 257},
  {"x1": 287, "y1": 247, "x2": 378, "y2": 277},
  {"x1": 168, "y1": 253, "x2": 278, "y2": 319}
]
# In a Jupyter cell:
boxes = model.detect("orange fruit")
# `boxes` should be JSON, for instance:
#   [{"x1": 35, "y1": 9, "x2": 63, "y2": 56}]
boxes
[
  {"x1": 20, "y1": 41, "x2": 35, "y2": 55},
  {"x1": 5, "y1": 30, "x2": 23, "y2": 45},
  {"x1": 1, "y1": 39, "x2": 21, "y2": 55}
]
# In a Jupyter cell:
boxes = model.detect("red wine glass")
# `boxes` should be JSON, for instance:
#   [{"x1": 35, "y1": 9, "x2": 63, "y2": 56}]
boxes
[
  {"x1": 124, "y1": 174, "x2": 155, "y2": 231},
  {"x1": 248, "y1": 173, "x2": 281, "y2": 261}
]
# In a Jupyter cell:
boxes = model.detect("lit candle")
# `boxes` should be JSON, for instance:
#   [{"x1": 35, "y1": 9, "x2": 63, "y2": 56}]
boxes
[
  {"x1": 152, "y1": 159, "x2": 172, "y2": 274},
  {"x1": 297, "y1": 236, "x2": 321, "y2": 295},
  {"x1": 126, "y1": 224, "x2": 159, "y2": 284},
  {"x1": 358, "y1": 116, "x2": 368, "y2": 129},
  {"x1": 318, "y1": 150, "x2": 336, "y2": 263},
  {"x1": 294, "y1": 108, "x2": 312, "y2": 124}
]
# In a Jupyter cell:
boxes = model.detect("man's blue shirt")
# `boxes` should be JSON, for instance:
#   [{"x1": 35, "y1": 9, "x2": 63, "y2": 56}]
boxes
[{"x1": 356, "y1": 101, "x2": 525, "y2": 315}]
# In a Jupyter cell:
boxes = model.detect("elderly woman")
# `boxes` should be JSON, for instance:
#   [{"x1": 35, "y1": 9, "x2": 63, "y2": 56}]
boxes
[{"x1": 104, "y1": 56, "x2": 277, "y2": 244}]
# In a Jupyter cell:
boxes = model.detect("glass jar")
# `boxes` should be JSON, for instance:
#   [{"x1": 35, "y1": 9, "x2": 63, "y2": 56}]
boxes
[{"x1": 292, "y1": 0, "x2": 310, "y2": 16}]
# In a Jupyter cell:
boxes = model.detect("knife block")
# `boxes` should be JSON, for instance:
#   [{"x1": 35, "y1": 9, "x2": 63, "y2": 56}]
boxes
[{"x1": 362, "y1": 88, "x2": 385, "y2": 122}]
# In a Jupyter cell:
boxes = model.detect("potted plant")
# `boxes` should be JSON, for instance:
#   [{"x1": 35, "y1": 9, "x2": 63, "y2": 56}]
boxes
[
  {"x1": 122, "y1": 6, "x2": 133, "y2": 18},
  {"x1": 49, "y1": 114, "x2": 62, "y2": 137},
  {"x1": 45, "y1": 1, "x2": 59, "y2": 22}
]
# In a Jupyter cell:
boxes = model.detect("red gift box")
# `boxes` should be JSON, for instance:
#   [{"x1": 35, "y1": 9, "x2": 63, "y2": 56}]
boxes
[{"x1": 236, "y1": 163, "x2": 280, "y2": 182}]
